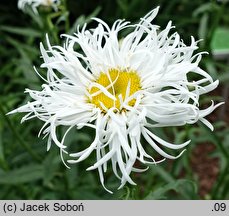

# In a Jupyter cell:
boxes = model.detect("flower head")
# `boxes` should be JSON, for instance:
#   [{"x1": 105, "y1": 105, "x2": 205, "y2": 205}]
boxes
[
  {"x1": 18, "y1": 0, "x2": 60, "y2": 13},
  {"x1": 9, "y1": 7, "x2": 223, "y2": 193}
]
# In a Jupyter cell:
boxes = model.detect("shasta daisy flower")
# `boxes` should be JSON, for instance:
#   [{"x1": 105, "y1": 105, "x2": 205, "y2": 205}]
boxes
[
  {"x1": 9, "y1": 7, "x2": 223, "y2": 193},
  {"x1": 18, "y1": 0, "x2": 59, "y2": 14}
]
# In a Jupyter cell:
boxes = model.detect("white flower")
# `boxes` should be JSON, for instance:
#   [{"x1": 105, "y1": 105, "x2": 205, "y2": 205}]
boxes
[
  {"x1": 18, "y1": 0, "x2": 60, "y2": 14},
  {"x1": 9, "y1": 7, "x2": 223, "y2": 193}
]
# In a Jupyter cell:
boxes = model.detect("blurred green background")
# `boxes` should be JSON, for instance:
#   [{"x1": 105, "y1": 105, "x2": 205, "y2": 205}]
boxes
[{"x1": 0, "y1": 0, "x2": 229, "y2": 199}]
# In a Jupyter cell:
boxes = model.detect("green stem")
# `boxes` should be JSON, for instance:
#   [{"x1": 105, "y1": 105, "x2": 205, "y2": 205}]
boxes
[
  {"x1": 212, "y1": 165, "x2": 229, "y2": 199},
  {"x1": 0, "y1": 102, "x2": 42, "y2": 162},
  {"x1": 206, "y1": 3, "x2": 225, "y2": 52},
  {"x1": 45, "y1": 14, "x2": 59, "y2": 44},
  {"x1": 221, "y1": 175, "x2": 229, "y2": 199},
  {"x1": 199, "y1": 123, "x2": 229, "y2": 199},
  {"x1": 199, "y1": 123, "x2": 229, "y2": 160},
  {"x1": 63, "y1": 0, "x2": 70, "y2": 33}
]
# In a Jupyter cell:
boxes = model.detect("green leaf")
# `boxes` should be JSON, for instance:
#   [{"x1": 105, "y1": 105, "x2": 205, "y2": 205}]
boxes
[
  {"x1": 0, "y1": 25, "x2": 41, "y2": 37},
  {"x1": 198, "y1": 13, "x2": 208, "y2": 42},
  {"x1": 69, "y1": 6, "x2": 101, "y2": 34},
  {"x1": 0, "y1": 124, "x2": 8, "y2": 170},
  {"x1": 144, "y1": 179, "x2": 197, "y2": 200},
  {"x1": 26, "y1": 6, "x2": 43, "y2": 28},
  {"x1": 42, "y1": 151, "x2": 60, "y2": 186},
  {"x1": 211, "y1": 27, "x2": 229, "y2": 55},
  {"x1": 193, "y1": 2, "x2": 218, "y2": 17},
  {"x1": 0, "y1": 165, "x2": 44, "y2": 184},
  {"x1": 151, "y1": 165, "x2": 174, "y2": 183}
]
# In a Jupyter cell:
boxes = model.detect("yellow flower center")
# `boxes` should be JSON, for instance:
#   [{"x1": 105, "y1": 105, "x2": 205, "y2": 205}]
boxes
[{"x1": 88, "y1": 68, "x2": 141, "y2": 112}]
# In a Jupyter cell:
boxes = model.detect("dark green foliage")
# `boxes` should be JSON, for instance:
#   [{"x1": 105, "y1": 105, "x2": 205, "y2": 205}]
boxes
[{"x1": 0, "y1": 0, "x2": 228, "y2": 199}]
